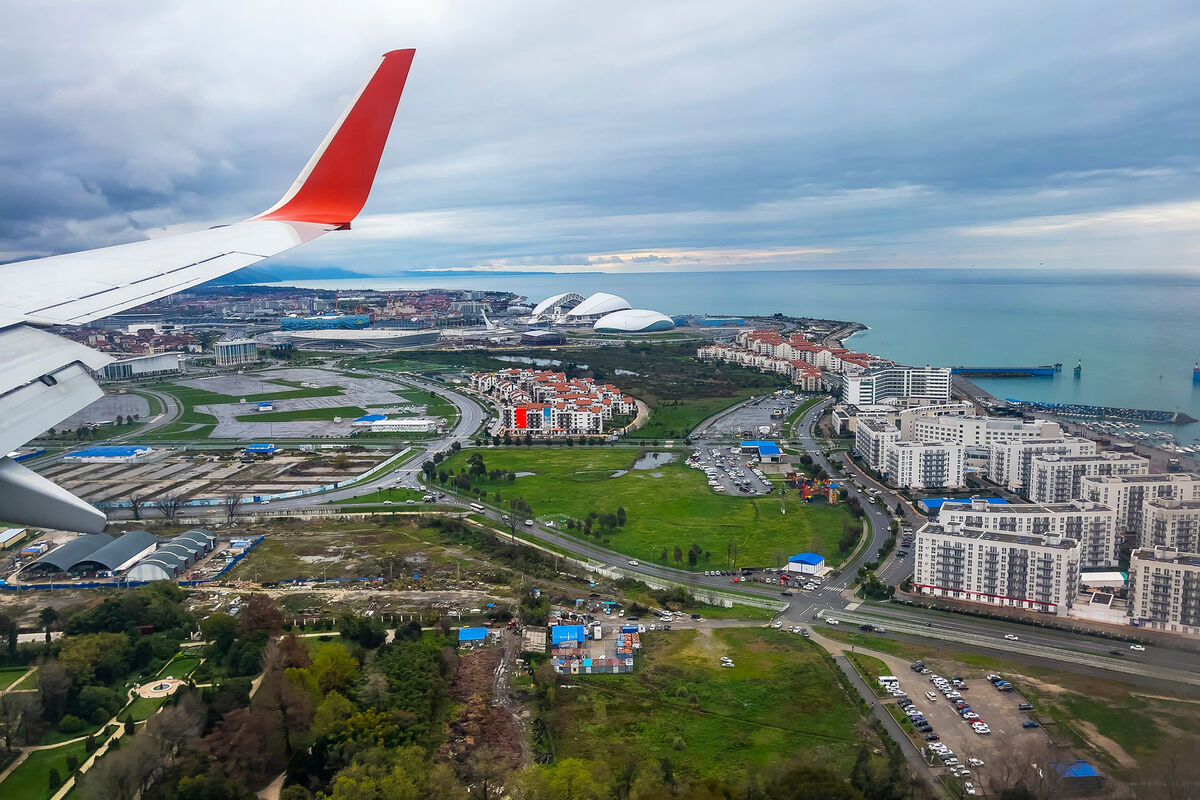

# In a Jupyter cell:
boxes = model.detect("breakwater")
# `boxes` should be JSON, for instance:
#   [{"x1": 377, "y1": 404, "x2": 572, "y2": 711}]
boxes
[{"x1": 1005, "y1": 399, "x2": 1197, "y2": 425}]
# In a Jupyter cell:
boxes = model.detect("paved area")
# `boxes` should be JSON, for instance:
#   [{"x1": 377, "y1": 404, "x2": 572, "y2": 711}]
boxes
[
  {"x1": 695, "y1": 392, "x2": 811, "y2": 439},
  {"x1": 58, "y1": 393, "x2": 151, "y2": 429},
  {"x1": 686, "y1": 444, "x2": 774, "y2": 496}
]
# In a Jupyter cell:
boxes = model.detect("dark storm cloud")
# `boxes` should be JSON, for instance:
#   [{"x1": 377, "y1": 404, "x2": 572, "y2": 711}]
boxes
[{"x1": 1, "y1": 1, "x2": 1197, "y2": 271}]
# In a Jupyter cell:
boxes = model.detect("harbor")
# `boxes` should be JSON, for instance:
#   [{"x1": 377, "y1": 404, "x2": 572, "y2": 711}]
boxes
[
  {"x1": 951, "y1": 364, "x2": 1061, "y2": 377},
  {"x1": 1003, "y1": 398, "x2": 1197, "y2": 426}
]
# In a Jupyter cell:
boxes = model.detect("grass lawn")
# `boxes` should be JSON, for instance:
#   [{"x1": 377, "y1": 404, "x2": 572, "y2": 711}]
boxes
[
  {"x1": 630, "y1": 393, "x2": 761, "y2": 440},
  {"x1": 234, "y1": 405, "x2": 367, "y2": 422},
  {"x1": 0, "y1": 666, "x2": 30, "y2": 690},
  {"x1": 547, "y1": 628, "x2": 863, "y2": 784},
  {"x1": 13, "y1": 669, "x2": 41, "y2": 690},
  {"x1": 158, "y1": 656, "x2": 201, "y2": 679},
  {"x1": 441, "y1": 448, "x2": 856, "y2": 569},
  {"x1": 130, "y1": 390, "x2": 165, "y2": 417},
  {"x1": 784, "y1": 395, "x2": 830, "y2": 438},
  {"x1": 844, "y1": 651, "x2": 891, "y2": 696},
  {"x1": 332, "y1": 487, "x2": 428, "y2": 504},
  {"x1": 0, "y1": 738, "x2": 89, "y2": 800},
  {"x1": 119, "y1": 696, "x2": 166, "y2": 722},
  {"x1": 302, "y1": 635, "x2": 345, "y2": 658},
  {"x1": 819, "y1": 629, "x2": 1200, "y2": 774}
]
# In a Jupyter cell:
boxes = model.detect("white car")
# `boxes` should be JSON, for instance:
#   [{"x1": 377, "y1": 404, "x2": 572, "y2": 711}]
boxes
[
  {"x1": 1004, "y1": 633, "x2": 1020, "y2": 641},
  {"x1": 772, "y1": 621, "x2": 784, "y2": 629},
  {"x1": 964, "y1": 783, "x2": 977, "y2": 795},
  {"x1": 967, "y1": 758, "x2": 985, "y2": 767},
  {"x1": 628, "y1": 560, "x2": 639, "y2": 566},
  {"x1": 1130, "y1": 644, "x2": 1146, "y2": 652},
  {"x1": 803, "y1": 583, "x2": 816, "y2": 590},
  {"x1": 826, "y1": 618, "x2": 840, "y2": 625}
]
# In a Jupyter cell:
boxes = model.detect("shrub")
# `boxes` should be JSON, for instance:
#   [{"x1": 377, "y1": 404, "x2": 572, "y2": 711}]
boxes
[
  {"x1": 66, "y1": 754, "x2": 79, "y2": 772},
  {"x1": 57, "y1": 714, "x2": 86, "y2": 734},
  {"x1": 89, "y1": 707, "x2": 109, "y2": 726},
  {"x1": 48, "y1": 768, "x2": 62, "y2": 790}
]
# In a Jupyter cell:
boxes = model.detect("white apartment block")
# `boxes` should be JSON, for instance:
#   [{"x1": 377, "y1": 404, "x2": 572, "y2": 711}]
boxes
[
  {"x1": 854, "y1": 419, "x2": 900, "y2": 472},
  {"x1": 696, "y1": 343, "x2": 825, "y2": 390},
  {"x1": 903, "y1": 414, "x2": 1061, "y2": 447},
  {"x1": 914, "y1": 521, "x2": 1081, "y2": 616},
  {"x1": 884, "y1": 441, "x2": 965, "y2": 490},
  {"x1": 841, "y1": 365, "x2": 952, "y2": 405},
  {"x1": 987, "y1": 437, "x2": 1097, "y2": 493},
  {"x1": 1080, "y1": 473, "x2": 1200, "y2": 541},
  {"x1": 213, "y1": 339, "x2": 259, "y2": 367},
  {"x1": 938, "y1": 497, "x2": 1118, "y2": 568},
  {"x1": 1141, "y1": 499, "x2": 1200, "y2": 553},
  {"x1": 1129, "y1": 547, "x2": 1200, "y2": 635},
  {"x1": 1028, "y1": 451, "x2": 1150, "y2": 504},
  {"x1": 471, "y1": 369, "x2": 636, "y2": 437},
  {"x1": 833, "y1": 400, "x2": 973, "y2": 436}
]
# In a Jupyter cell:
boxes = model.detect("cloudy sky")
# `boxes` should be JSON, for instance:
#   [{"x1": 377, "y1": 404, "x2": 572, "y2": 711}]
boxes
[{"x1": 2, "y1": 1, "x2": 1198, "y2": 275}]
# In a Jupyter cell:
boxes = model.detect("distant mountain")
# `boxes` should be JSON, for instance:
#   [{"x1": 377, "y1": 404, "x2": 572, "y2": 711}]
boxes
[{"x1": 199, "y1": 264, "x2": 370, "y2": 286}]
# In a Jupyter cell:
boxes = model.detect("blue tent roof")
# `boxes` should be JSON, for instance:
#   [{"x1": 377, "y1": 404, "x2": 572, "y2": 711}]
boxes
[
  {"x1": 257, "y1": 401, "x2": 273, "y2": 407},
  {"x1": 458, "y1": 627, "x2": 487, "y2": 642},
  {"x1": 789, "y1": 552, "x2": 825, "y2": 565},
  {"x1": 551, "y1": 625, "x2": 587, "y2": 645},
  {"x1": 1051, "y1": 760, "x2": 1101, "y2": 778},
  {"x1": 922, "y1": 497, "x2": 1008, "y2": 509},
  {"x1": 741, "y1": 440, "x2": 781, "y2": 455},
  {"x1": 355, "y1": 414, "x2": 386, "y2": 422},
  {"x1": 245, "y1": 443, "x2": 277, "y2": 453},
  {"x1": 67, "y1": 445, "x2": 151, "y2": 458}
]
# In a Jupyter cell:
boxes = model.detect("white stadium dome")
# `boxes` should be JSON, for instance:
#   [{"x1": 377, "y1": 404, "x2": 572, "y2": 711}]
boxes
[
  {"x1": 593, "y1": 309, "x2": 676, "y2": 333},
  {"x1": 567, "y1": 292, "x2": 632, "y2": 318},
  {"x1": 531, "y1": 292, "x2": 584, "y2": 316}
]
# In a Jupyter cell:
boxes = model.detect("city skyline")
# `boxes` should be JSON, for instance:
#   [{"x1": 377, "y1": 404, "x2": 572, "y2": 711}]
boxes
[{"x1": 2, "y1": 2, "x2": 1198, "y2": 277}]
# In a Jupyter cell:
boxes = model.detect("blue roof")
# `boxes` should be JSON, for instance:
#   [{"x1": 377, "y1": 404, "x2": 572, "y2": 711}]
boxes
[
  {"x1": 1051, "y1": 760, "x2": 1101, "y2": 778},
  {"x1": 458, "y1": 627, "x2": 487, "y2": 642},
  {"x1": 551, "y1": 625, "x2": 588, "y2": 645},
  {"x1": 355, "y1": 414, "x2": 386, "y2": 422},
  {"x1": 245, "y1": 443, "x2": 277, "y2": 452},
  {"x1": 68, "y1": 445, "x2": 150, "y2": 458},
  {"x1": 741, "y1": 440, "x2": 781, "y2": 456},
  {"x1": 922, "y1": 497, "x2": 1009, "y2": 509},
  {"x1": 257, "y1": 401, "x2": 273, "y2": 407},
  {"x1": 789, "y1": 552, "x2": 825, "y2": 565}
]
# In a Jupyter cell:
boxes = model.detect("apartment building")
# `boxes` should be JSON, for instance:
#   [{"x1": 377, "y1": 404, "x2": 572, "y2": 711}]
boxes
[
  {"x1": 696, "y1": 343, "x2": 825, "y2": 390},
  {"x1": 987, "y1": 437, "x2": 1097, "y2": 493},
  {"x1": 914, "y1": 521, "x2": 1081, "y2": 616},
  {"x1": 472, "y1": 369, "x2": 636, "y2": 437},
  {"x1": 213, "y1": 338, "x2": 259, "y2": 367},
  {"x1": 1128, "y1": 546, "x2": 1200, "y2": 635},
  {"x1": 903, "y1": 414, "x2": 1062, "y2": 447},
  {"x1": 1028, "y1": 451, "x2": 1150, "y2": 504},
  {"x1": 841, "y1": 365, "x2": 952, "y2": 405},
  {"x1": 1080, "y1": 473, "x2": 1200, "y2": 543},
  {"x1": 938, "y1": 497, "x2": 1118, "y2": 568},
  {"x1": 885, "y1": 441, "x2": 965, "y2": 490},
  {"x1": 1141, "y1": 499, "x2": 1200, "y2": 552},
  {"x1": 854, "y1": 419, "x2": 900, "y2": 472}
]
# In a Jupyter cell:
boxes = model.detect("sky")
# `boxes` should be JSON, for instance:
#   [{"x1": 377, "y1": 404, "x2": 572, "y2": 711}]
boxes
[{"x1": 1, "y1": 1, "x2": 1198, "y2": 276}]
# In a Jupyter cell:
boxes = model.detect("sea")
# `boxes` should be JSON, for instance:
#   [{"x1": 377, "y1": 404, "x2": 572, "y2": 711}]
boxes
[{"x1": 263, "y1": 268, "x2": 1200, "y2": 441}]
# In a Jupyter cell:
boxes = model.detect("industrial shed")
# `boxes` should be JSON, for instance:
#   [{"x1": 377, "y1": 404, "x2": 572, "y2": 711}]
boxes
[
  {"x1": 23, "y1": 534, "x2": 114, "y2": 576},
  {"x1": 70, "y1": 530, "x2": 159, "y2": 574},
  {"x1": 126, "y1": 529, "x2": 216, "y2": 582}
]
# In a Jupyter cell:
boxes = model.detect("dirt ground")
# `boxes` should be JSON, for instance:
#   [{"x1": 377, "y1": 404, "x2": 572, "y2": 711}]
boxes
[{"x1": 439, "y1": 646, "x2": 525, "y2": 772}]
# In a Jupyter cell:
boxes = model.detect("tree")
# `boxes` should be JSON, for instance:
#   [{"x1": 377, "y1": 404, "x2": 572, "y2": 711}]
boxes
[
  {"x1": 0, "y1": 691, "x2": 35, "y2": 750},
  {"x1": 127, "y1": 493, "x2": 144, "y2": 521},
  {"x1": 422, "y1": 460, "x2": 436, "y2": 478},
  {"x1": 237, "y1": 595, "x2": 283, "y2": 635},
  {"x1": 201, "y1": 613, "x2": 239, "y2": 654},
  {"x1": 39, "y1": 607, "x2": 59, "y2": 643},
  {"x1": 673, "y1": 546, "x2": 683, "y2": 565},
  {"x1": 223, "y1": 492, "x2": 243, "y2": 523},
  {"x1": 311, "y1": 642, "x2": 360, "y2": 694},
  {"x1": 151, "y1": 494, "x2": 186, "y2": 524},
  {"x1": 254, "y1": 669, "x2": 314, "y2": 754}
]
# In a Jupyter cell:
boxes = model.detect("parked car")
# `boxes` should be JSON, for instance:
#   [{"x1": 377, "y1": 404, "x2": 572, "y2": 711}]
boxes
[
  {"x1": 922, "y1": 733, "x2": 940, "y2": 741},
  {"x1": 1130, "y1": 644, "x2": 1146, "y2": 652},
  {"x1": 1022, "y1": 720, "x2": 1040, "y2": 728}
]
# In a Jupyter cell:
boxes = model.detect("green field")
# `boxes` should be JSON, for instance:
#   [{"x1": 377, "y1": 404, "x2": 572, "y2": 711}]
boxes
[
  {"x1": 119, "y1": 696, "x2": 165, "y2": 722},
  {"x1": 441, "y1": 448, "x2": 855, "y2": 569},
  {"x1": 547, "y1": 628, "x2": 862, "y2": 783},
  {"x1": 158, "y1": 656, "x2": 201, "y2": 679},
  {"x1": 234, "y1": 405, "x2": 367, "y2": 422},
  {"x1": 844, "y1": 651, "x2": 891, "y2": 696},
  {"x1": 630, "y1": 392, "x2": 759, "y2": 440},
  {"x1": 333, "y1": 487, "x2": 428, "y2": 505},
  {"x1": 0, "y1": 738, "x2": 90, "y2": 800},
  {"x1": 0, "y1": 666, "x2": 30, "y2": 690}
]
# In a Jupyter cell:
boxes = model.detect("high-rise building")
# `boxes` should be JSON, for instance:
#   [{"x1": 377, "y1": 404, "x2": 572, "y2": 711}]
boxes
[
  {"x1": 1141, "y1": 499, "x2": 1200, "y2": 553},
  {"x1": 841, "y1": 365, "x2": 952, "y2": 405},
  {"x1": 987, "y1": 437, "x2": 1096, "y2": 493},
  {"x1": 913, "y1": 521, "x2": 1081, "y2": 616},
  {"x1": 1129, "y1": 546, "x2": 1200, "y2": 635},
  {"x1": 938, "y1": 497, "x2": 1118, "y2": 568},
  {"x1": 902, "y1": 414, "x2": 1061, "y2": 447},
  {"x1": 885, "y1": 441, "x2": 965, "y2": 490},
  {"x1": 1080, "y1": 473, "x2": 1200, "y2": 544},
  {"x1": 854, "y1": 419, "x2": 900, "y2": 472},
  {"x1": 213, "y1": 339, "x2": 259, "y2": 367},
  {"x1": 1028, "y1": 451, "x2": 1150, "y2": 504}
]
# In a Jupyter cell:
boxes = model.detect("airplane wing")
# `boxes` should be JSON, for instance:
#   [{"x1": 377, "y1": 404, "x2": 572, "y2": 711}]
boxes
[{"x1": 0, "y1": 49, "x2": 415, "y2": 533}]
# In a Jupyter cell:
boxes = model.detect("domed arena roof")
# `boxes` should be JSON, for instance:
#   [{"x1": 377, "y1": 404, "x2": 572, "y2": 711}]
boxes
[
  {"x1": 531, "y1": 292, "x2": 585, "y2": 316},
  {"x1": 567, "y1": 292, "x2": 632, "y2": 317},
  {"x1": 593, "y1": 309, "x2": 676, "y2": 333}
]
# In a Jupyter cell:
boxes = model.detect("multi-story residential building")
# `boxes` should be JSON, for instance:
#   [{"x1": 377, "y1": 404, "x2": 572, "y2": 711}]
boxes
[
  {"x1": 213, "y1": 338, "x2": 259, "y2": 367},
  {"x1": 1028, "y1": 451, "x2": 1150, "y2": 504},
  {"x1": 987, "y1": 437, "x2": 1096, "y2": 493},
  {"x1": 938, "y1": 497, "x2": 1118, "y2": 567},
  {"x1": 842, "y1": 365, "x2": 952, "y2": 405},
  {"x1": 1080, "y1": 473, "x2": 1200, "y2": 545},
  {"x1": 884, "y1": 441, "x2": 965, "y2": 490},
  {"x1": 471, "y1": 369, "x2": 636, "y2": 437},
  {"x1": 913, "y1": 521, "x2": 1081, "y2": 616},
  {"x1": 853, "y1": 419, "x2": 900, "y2": 472},
  {"x1": 832, "y1": 400, "x2": 973, "y2": 436},
  {"x1": 1141, "y1": 499, "x2": 1200, "y2": 552},
  {"x1": 902, "y1": 414, "x2": 1062, "y2": 447},
  {"x1": 1128, "y1": 546, "x2": 1200, "y2": 635},
  {"x1": 696, "y1": 343, "x2": 825, "y2": 390}
]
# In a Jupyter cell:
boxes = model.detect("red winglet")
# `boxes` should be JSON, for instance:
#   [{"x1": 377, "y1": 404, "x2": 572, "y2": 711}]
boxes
[{"x1": 257, "y1": 49, "x2": 414, "y2": 226}]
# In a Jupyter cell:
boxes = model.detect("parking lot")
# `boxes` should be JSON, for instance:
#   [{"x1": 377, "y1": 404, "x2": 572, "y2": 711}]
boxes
[
  {"x1": 697, "y1": 392, "x2": 812, "y2": 439},
  {"x1": 686, "y1": 445, "x2": 775, "y2": 496},
  {"x1": 877, "y1": 661, "x2": 1054, "y2": 794}
]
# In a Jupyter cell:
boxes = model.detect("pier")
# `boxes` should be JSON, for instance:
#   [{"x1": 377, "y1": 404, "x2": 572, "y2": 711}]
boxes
[
  {"x1": 1004, "y1": 399, "x2": 1197, "y2": 425},
  {"x1": 951, "y1": 364, "x2": 1060, "y2": 377}
]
